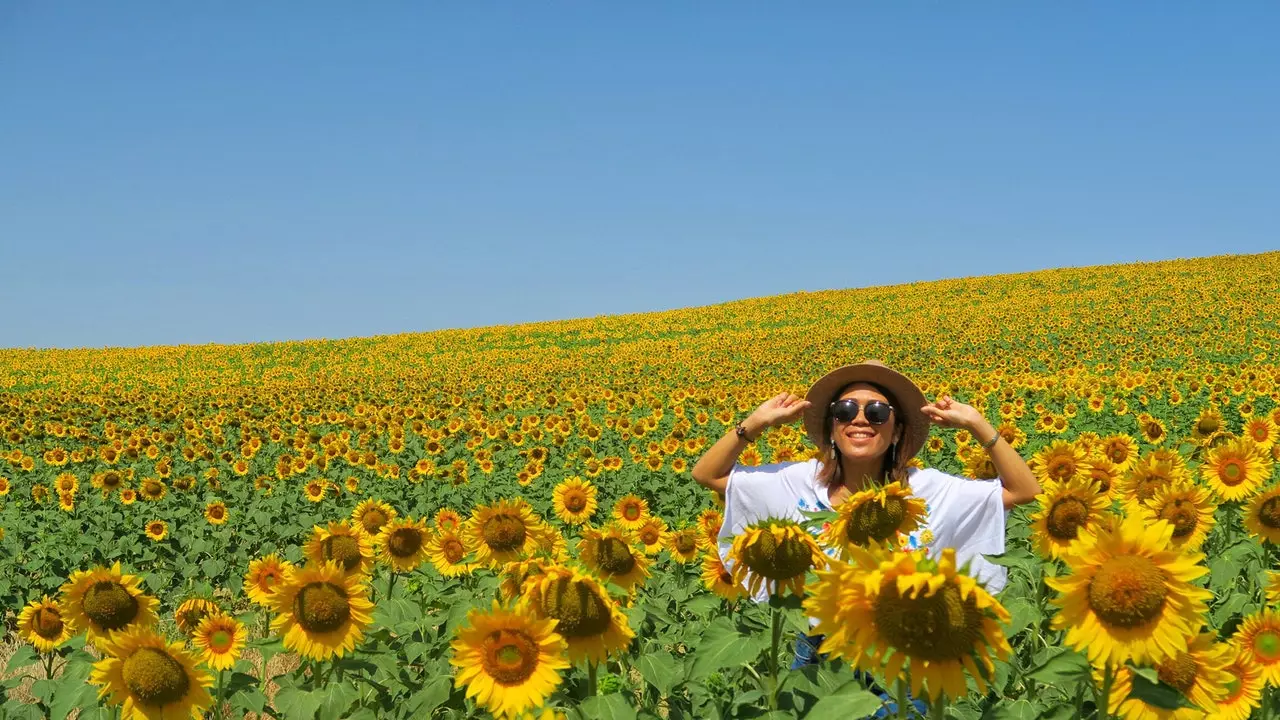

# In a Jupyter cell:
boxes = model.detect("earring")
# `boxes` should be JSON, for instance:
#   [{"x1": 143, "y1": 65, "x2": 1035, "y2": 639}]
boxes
[{"x1": 889, "y1": 442, "x2": 898, "y2": 467}]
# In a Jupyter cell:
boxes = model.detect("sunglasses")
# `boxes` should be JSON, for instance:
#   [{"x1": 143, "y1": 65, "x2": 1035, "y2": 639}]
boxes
[{"x1": 829, "y1": 398, "x2": 895, "y2": 425}]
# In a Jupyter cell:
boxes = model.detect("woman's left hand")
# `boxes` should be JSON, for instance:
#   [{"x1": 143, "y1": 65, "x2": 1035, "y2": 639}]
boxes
[{"x1": 920, "y1": 395, "x2": 985, "y2": 431}]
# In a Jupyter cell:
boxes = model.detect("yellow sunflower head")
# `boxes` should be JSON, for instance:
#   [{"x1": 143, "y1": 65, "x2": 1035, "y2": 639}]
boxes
[
  {"x1": 433, "y1": 507, "x2": 463, "y2": 532},
  {"x1": 1046, "y1": 515, "x2": 1212, "y2": 666},
  {"x1": 449, "y1": 600, "x2": 569, "y2": 719},
  {"x1": 59, "y1": 562, "x2": 160, "y2": 643},
  {"x1": 352, "y1": 499, "x2": 397, "y2": 535},
  {"x1": 18, "y1": 595, "x2": 73, "y2": 653},
  {"x1": 144, "y1": 519, "x2": 169, "y2": 542},
  {"x1": 243, "y1": 553, "x2": 294, "y2": 607},
  {"x1": 552, "y1": 477, "x2": 597, "y2": 526},
  {"x1": 192, "y1": 612, "x2": 246, "y2": 671},
  {"x1": 89, "y1": 626, "x2": 213, "y2": 719},
  {"x1": 1029, "y1": 477, "x2": 1113, "y2": 560},
  {"x1": 1134, "y1": 480, "x2": 1217, "y2": 550},
  {"x1": 464, "y1": 498, "x2": 546, "y2": 567},
  {"x1": 1203, "y1": 438, "x2": 1272, "y2": 502},
  {"x1": 518, "y1": 564, "x2": 635, "y2": 665},
  {"x1": 611, "y1": 494, "x2": 650, "y2": 530},
  {"x1": 375, "y1": 516, "x2": 431, "y2": 573},
  {"x1": 1237, "y1": 608, "x2": 1280, "y2": 686},
  {"x1": 576, "y1": 523, "x2": 651, "y2": 593},
  {"x1": 1100, "y1": 434, "x2": 1139, "y2": 470},
  {"x1": 268, "y1": 561, "x2": 375, "y2": 660},
  {"x1": 696, "y1": 508, "x2": 724, "y2": 550},
  {"x1": 174, "y1": 597, "x2": 220, "y2": 637},
  {"x1": 303, "y1": 521, "x2": 375, "y2": 578},
  {"x1": 427, "y1": 528, "x2": 478, "y2": 577},
  {"x1": 1101, "y1": 632, "x2": 1232, "y2": 718},
  {"x1": 819, "y1": 481, "x2": 927, "y2": 556},
  {"x1": 1242, "y1": 417, "x2": 1277, "y2": 451},
  {"x1": 500, "y1": 557, "x2": 553, "y2": 602},
  {"x1": 634, "y1": 516, "x2": 670, "y2": 556},
  {"x1": 1030, "y1": 440, "x2": 1092, "y2": 484},
  {"x1": 1191, "y1": 406, "x2": 1225, "y2": 442},
  {"x1": 667, "y1": 525, "x2": 701, "y2": 563},
  {"x1": 701, "y1": 552, "x2": 745, "y2": 602},
  {"x1": 204, "y1": 501, "x2": 229, "y2": 525},
  {"x1": 728, "y1": 518, "x2": 827, "y2": 599},
  {"x1": 803, "y1": 546, "x2": 1011, "y2": 702},
  {"x1": 1118, "y1": 450, "x2": 1190, "y2": 506},
  {"x1": 1210, "y1": 640, "x2": 1264, "y2": 720}
]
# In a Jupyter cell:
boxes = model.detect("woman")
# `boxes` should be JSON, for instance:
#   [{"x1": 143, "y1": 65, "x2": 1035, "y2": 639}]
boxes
[{"x1": 691, "y1": 360, "x2": 1039, "y2": 713}]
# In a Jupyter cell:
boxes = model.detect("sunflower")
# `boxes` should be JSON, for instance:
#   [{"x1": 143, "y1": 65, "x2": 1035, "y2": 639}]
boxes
[
  {"x1": 174, "y1": 597, "x2": 219, "y2": 636},
  {"x1": 375, "y1": 516, "x2": 431, "y2": 573},
  {"x1": 1136, "y1": 413, "x2": 1169, "y2": 445},
  {"x1": 303, "y1": 480, "x2": 325, "y2": 503},
  {"x1": 1046, "y1": 515, "x2": 1212, "y2": 666},
  {"x1": 552, "y1": 477, "x2": 597, "y2": 525},
  {"x1": 803, "y1": 546, "x2": 1011, "y2": 702},
  {"x1": 728, "y1": 518, "x2": 827, "y2": 599},
  {"x1": 1205, "y1": 642, "x2": 1264, "y2": 720},
  {"x1": 1192, "y1": 406, "x2": 1226, "y2": 443},
  {"x1": 197, "y1": 501, "x2": 227, "y2": 526},
  {"x1": 18, "y1": 595, "x2": 73, "y2": 652},
  {"x1": 1084, "y1": 454, "x2": 1122, "y2": 499},
  {"x1": 120, "y1": 488, "x2": 138, "y2": 505},
  {"x1": 819, "y1": 481, "x2": 927, "y2": 556},
  {"x1": 352, "y1": 499, "x2": 397, "y2": 535},
  {"x1": 1029, "y1": 477, "x2": 1113, "y2": 560},
  {"x1": 55, "y1": 472, "x2": 79, "y2": 494},
  {"x1": 144, "y1": 519, "x2": 169, "y2": 542},
  {"x1": 1118, "y1": 452, "x2": 1190, "y2": 507},
  {"x1": 1029, "y1": 440, "x2": 1092, "y2": 484},
  {"x1": 192, "y1": 612, "x2": 245, "y2": 671},
  {"x1": 701, "y1": 552, "x2": 746, "y2": 602},
  {"x1": 962, "y1": 451, "x2": 999, "y2": 480},
  {"x1": 450, "y1": 601, "x2": 569, "y2": 719},
  {"x1": 464, "y1": 499, "x2": 546, "y2": 567},
  {"x1": 304, "y1": 521, "x2": 375, "y2": 578},
  {"x1": 696, "y1": 508, "x2": 723, "y2": 550},
  {"x1": 59, "y1": 491, "x2": 77, "y2": 512},
  {"x1": 577, "y1": 523, "x2": 651, "y2": 592},
  {"x1": 1102, "y1": 633, "x2": 1231, "y2": 719},
  {"x1": 268, "y1": 561, "x2": 375, "y2": 660},
  {"x1": 90, "y1": 626, "x2": 213, "y2": 720},
  {"x1": 59, "y1": 562, "x2": 159, "y2": 643},
  {"x1": 434, "y1": 507, "x2": 463, "y2": 532},
  {"x1": 1135, "y1": 481, "x2": 1217, "y2": 550},
  {"x1": 1202, "y1": 438, "x2": 1272, "y2": 502},
  {"x1": 427, "y1": 529, "x2": 477, "y2": 577},
  {"x1": 1242, "y1": 417, "x2": 1277, "y2": 451},
  {"x1": 634, "y1": 516, "x2": 670, "y2": 556},
  {"x1": 667, "y1": 525, "x2": 701, "y2": 563},
  {"x1": 518, "y1": 564, "x2": 635, "y2": 664},
  {"x1": 611, "y1": 494, "x2": 650, "y2": 530},
  {"x1": 1100, "y1": 434, "x2": 1140, "y2": 471},
  {"x1": 243, "y1": 554, "x2": 294, "y2": 607},
  {"x1": 500, "y1": 557, "x2": 553, "y2": 602},
  {"x1": 138, "y1": 477, "x2": 167, "y2": 502}
]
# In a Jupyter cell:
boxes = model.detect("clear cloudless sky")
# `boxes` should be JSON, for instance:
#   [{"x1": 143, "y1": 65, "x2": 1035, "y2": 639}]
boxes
[{"x1": 2, "y1": 3, "x2": 1278, "y2": 349}]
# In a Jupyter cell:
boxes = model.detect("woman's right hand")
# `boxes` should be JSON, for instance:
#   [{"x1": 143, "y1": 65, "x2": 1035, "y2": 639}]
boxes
[{"x1": 745, "y1": 393, "x2": 811, "y2": 434}]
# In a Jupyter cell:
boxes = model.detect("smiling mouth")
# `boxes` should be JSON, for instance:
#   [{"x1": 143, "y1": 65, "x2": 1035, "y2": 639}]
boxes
[{"x1": 845, "y1": 430, "x2": 876, "y2": 440}]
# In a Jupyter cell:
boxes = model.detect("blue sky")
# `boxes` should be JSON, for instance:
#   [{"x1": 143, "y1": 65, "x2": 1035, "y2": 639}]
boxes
[{"x1": 2, "y1": 3, "x2": 1277, "y2": 349}]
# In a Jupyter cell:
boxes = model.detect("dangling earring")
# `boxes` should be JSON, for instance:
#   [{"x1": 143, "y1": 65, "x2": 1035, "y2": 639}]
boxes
[{"x1": 888, "y1": 441, "x2": 898, "y2": 468}]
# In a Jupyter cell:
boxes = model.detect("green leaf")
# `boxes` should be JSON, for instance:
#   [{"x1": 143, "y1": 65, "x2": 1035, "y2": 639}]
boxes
[
  {"x1": 317, "y1": 680, "x2": 361, "y2": 720},
  {"x1": 980, "y1": 699, "x2": 1042, "y2": 719},
  {"x1": 804, "y1": 680, "x2": 884, "y2": 720},
  {"x1": 5, "y1": 644, "x2": 37, "y2": 674},
  {"x1": 636, "y1": 650, "x2": 682, "y2": 695},
  {"x1": 685, "y1": 617, "x2": 766, "y2": 681},
  {"x1": 1126, "y1": 665, "x2": 1196, "y2": 710},
  {"x1": 1026, "y1": 648, "x2": 1090, "y2": 686},
  {"x1": 405, "y1": 676, "x2": 452, "y2": 717},
  {"x1": 1003, "y1": 597, "x2": 1038, "y2": 638},
  {"x1": 201, "y1": 557, "x2": 226, "y2": 580},
  {"x1": 579, "y1": 693, "x2": 638, "y2": 720},
  {"x1": 275, "y1": 686, "x2": 324, "y2": 720}
]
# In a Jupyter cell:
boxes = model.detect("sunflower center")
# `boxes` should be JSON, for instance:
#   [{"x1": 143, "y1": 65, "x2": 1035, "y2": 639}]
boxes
[
  {"x1": 622, "y1": 504, "x2": 642, "y2": 521},
  {"x1": 1158, "y1": 500, "x2": 1198, "y2": 538},
  {"x1": 442, "y1": 538, "x2": 466, "y2": 564},
  {"x1": 1089, "y1": 470, "x2": 1112, "y2": 494},
  {"x1": 1087, "y1": 555, "x2": 1168, "y2": 628},
  {"x1": 640, "y1": 527, "x2": 660, "y2": 545},
  {"x1": 33, "y1": 607, "x2": 64, "y2": 640},
  {"x1": 481, "y1": 514, "x2": 527, "y2": 551},
  {"x1": 258, "y1": 569, "x2": 281, "y2": 591},
  {"x1": 1145, "y1": 423, "x2": 1164, "y2": 440},
  {"x1": 675, "y1": 533, "x2": 697, "y2": 553},
  {"x1": 596, "y1": 537, "x2": 637, "y2": 575},
  {"x1": 320, "y1": 535, "x2": 362, "y2": 571},
  {"x1": 1222, "y1": 676, "x2": 1242, "y2": 701},
  {"x1": 361, "y1": 509, "x2": 388, "y2": 532},
  {"x1": 1198, "y1": 417, "x2": 1220, "y2": 435},
  {"x1": 294, "y1": 582, "x2": 352, "y2": 633},
  {"x1": 1155, "y1": 652, "x2": 1198, "y2": 693},
  {"x1": 1254, "y1": 631, "x2": 1280, "y2": 661},
  {"x1": 1047, "y1": 457, "x2": 1076, "y2": 481},
  {"x1": 742, "y1": 530, "x2": 814, "y2": 580},
  {"x1": 121, "y1": 647, "x2": 191, "y2": 707},
  {"x1": 1046, "y1": 497, "x2": 1090, "y2": 540},
  {"x1": 481, "y1": 629, "x2": 539, "y2": 685},
  {"x1": 177, "y1": 607, "x2": 209, "y2": 632},
  {"x1": 1108, "y1": 446, "x2": 1128, "y2": 463},
  {"x1": 541, "y1": 577, "x2": 612, "y2": 638},
  {"x1": 1221, "y1": 460, "x2": 1244, "y2": 485},
  {"x1": 143, "y1": 480, "x2": 162, "y2": 495},
  {"x1": 873, "y1": 583, "x2": 984, "y2": 661},
  {"x1": 209, "y1": 629, "x2": 233, "y2": 652},
  {"x1": 846, "y1": 498, "x2": 907, "y2": 545},
  {"x1": 1257, "y1": 498, "x2": 1280, "y2": 529},
  {"x1": 82, "y1": 581, "x2": 139, "y2": 631},
  {"x1": 564, "y1": 492, "x2": 587, "y2": 513},
  {"x1": 388, "y1": 528, "x2": 423, "y2": 558},
  {"x1": 210, "y1": 507, "x2": 225, "y2": 520}
]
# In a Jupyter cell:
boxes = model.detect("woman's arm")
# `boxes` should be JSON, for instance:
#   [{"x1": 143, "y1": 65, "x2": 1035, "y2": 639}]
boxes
[
  {"x1": 691, "y1": 392, "x2": 811, "y2": 495},
  {"x1": 921, "y1": 396, "x2": 1041, "y2": 511}
]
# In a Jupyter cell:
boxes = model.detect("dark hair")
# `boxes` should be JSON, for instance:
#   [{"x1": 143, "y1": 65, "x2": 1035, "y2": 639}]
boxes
[{"x1": 815, "y1": 381, "x2": 908, "y2": 488}]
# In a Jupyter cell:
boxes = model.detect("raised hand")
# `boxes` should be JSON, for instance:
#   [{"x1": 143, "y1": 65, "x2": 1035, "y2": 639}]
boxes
[
  {"x1": 920, "y1": 395, "x2": 985, "y2": 431},
  {"x1": 747, "y1": 392, "x2": 811, "y2": 431}
]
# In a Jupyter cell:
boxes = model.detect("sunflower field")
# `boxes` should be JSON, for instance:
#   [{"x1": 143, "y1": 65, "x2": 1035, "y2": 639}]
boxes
[{"x1": 2, "y1": 251, "x2": 1280, "y2": 719}]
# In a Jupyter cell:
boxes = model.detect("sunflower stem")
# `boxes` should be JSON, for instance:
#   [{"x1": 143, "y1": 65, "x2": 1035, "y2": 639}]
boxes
[
  {"x1": 895, "y1": 677, "x2": 910, "y2": 719},
  {"x1": 1096, "y1": 662, "x2": 1115, "y2": 720},
  {"x1": 768, "y1": 604, "x2": 783, "y2": 709},
  {"x1": 43, "y1": 652, "x2": 54, "y2": 680},
  {"x1": 215, "y1": 669, "x2": 225, "y2": 719},
  {"x1": 387, "y1": 571, "x2": 398, "y2": 600},
  {"x1": 587, "y1": 661, "x2": 599, "y2": 697},
  {"x1": 929, "y1": 695, "x2": 945, "y2": 720}
]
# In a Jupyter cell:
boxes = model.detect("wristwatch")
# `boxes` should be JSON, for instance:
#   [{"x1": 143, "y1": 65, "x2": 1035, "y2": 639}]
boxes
[{"x1": 735, "y1": 423, "x2": 755, "y2": 442}]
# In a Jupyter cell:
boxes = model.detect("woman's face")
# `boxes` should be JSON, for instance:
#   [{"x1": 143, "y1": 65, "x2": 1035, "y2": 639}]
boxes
[{"x1": 830, "y1": 383, "x2": 900, "y2": 463}]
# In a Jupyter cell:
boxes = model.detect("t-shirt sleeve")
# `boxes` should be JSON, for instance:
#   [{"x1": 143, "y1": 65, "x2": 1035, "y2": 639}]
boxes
[{"x1": 717, "y1": 461, "x2": 814, "y2": 549}]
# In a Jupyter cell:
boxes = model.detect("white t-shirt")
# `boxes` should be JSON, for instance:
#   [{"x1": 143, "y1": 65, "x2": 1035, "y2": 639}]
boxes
[{"x1": 716, "y1": 459, "x2": 1008, "y2": 601}]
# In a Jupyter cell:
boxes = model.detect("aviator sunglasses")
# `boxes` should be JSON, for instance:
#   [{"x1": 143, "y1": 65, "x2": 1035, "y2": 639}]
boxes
[{"x1": 829, "y1": 398, "x2": 895, "y2": 425}]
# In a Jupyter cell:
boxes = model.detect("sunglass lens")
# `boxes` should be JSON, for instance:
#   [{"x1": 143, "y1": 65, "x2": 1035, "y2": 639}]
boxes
[
  {"x1": 832, "y1": 400, "x2": 858, "y2": 423},
  {"x1": 865, "y1": 402, "x2": 893, "y2": 425}
]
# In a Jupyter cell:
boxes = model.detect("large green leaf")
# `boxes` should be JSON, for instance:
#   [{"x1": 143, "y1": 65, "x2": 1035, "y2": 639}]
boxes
[
  {"x1": 685, "y1": 617, "x2": 767, "y2": 682},
  {"x1": 579, "y1": 693, "x2": 639, "y2": 720},
  {"x1": 1026, "y1": 648, "x2": 1090, "y2": 686},
  {"x1": 636, "y1": 650, "x2": 683, "y2": 695},
  {"x1": 804, "y1": 680, "x2": 884, "y2": 720}
]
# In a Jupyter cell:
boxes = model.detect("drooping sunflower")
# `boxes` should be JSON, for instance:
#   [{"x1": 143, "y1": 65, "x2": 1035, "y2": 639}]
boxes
[
  {"x1": 1192, "y1": 406, "x2": 1226, "y2": 443},
  {"x1": 667, "y1": 525, "x2": 701, "y2": 563},
  {"x1": 728, "y1": 518, "x2": 827, "y2": 599},
  {"x1": 1102, "y1": 633, "x2": 1232, "y2": 719},
  {"x1": 1029, "y1": 440, "x2": 1092, "y2": 485},
  {"x1": 577, "y1": 523, "x2": 651, "y2": 592},
  {"x1": 611, "y1": 494, "x2": 650, "y2": 531},
  {"x1": 174, "y1": 597, "x2": 219, "y2": 636},
  {"x1": 1135, "y1": 481, "x2": 1217, "y2": 550},
  {"x1": 634, "y1": 516, "x2": 670, "y2": 556},
  {"x1": 243, "y1": 554, "x2": 294, "y2": 607},
  {"x1": 203, "y1": 501, "x2": 228, "y2": 526},
  {"x1": 375, "y1": 516, "x2": 431, "y2": 573},
  {"x1": 90, "y1": 625, "x2": 213, "y2": 720},
  {"x1": 268, "y1": 561, "x2": 375, "y2": 660},
  {"x1": 303, "y1": 521, "x2": 375, "y2": 578},
  {"x1": 1202, "y1": 438, "x2": 1272, "y2": 502},
  {"x1": 1029, "y1": 477, "x2": 1113, "y2": 560},
  {"x1": 1242, "y1": 417, "x2": 1277, "y2": 451},
  {"x1": 1046, "y1": 515, "x2": 1212, "y2": 666},
  {"x1": 701, "y1": 552, "x2": 746, "y2": 602},
  {"x1": 18, "y1": 595, "x2": 73, "y2": 652},
  {"x1": 1206, "y1": 641, "x2": 1264, "y2": 720},
  {"x1": 552, "y1": 477, "x2": 597, "y2": 525},
  {"x1": 427, "y1": 528, "x2": 477, "y2": 577},
  {"x1": 192, "y1": 612, "x2": 245, "y2": 671},
  {"x1": 450, "y1": 600, "x2": 569, "y2": 719},
  {"x1": 803, "y1": 546, "x2": 1011, "y2": 702},
  {"x1": 464, "y1": 499, "x2": 546, "y2": 567},
  {"x1": 352, "y1": 499, "x2": 397, "y2": 536},
  {"x1": 518, "y1": 564, "x2": 635, "y2": 664},
  {"x1": 819, "y1": 481, "x2": 927, "y2": 556},
  {"x1": 60, "y1": 562, "x2": 160, "y2": 642}
]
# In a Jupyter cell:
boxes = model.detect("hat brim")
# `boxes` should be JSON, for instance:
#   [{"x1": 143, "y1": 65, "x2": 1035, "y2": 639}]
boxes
[{"x1": 802, "y1": 361, "x2": 930, "y2": 462}]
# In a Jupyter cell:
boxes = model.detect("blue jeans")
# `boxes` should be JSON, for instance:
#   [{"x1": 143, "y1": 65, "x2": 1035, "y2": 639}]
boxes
[{"x1": 791, "y1": 632, "x2": 929, "y2": 718}]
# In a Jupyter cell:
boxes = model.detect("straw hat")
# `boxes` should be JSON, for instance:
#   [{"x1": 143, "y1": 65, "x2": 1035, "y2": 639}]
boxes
[{"x1": 801, "y1": 359, "x2": 930, "y2": 461}]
